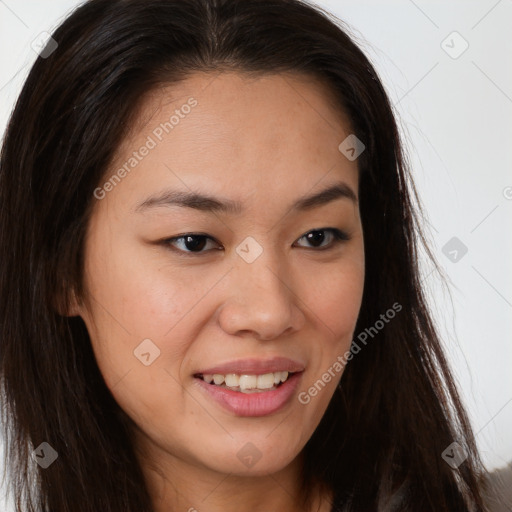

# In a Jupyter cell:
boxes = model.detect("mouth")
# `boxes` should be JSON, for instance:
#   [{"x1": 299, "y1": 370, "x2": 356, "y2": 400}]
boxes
[
  {"x1": 192, "y1": 357, "x2": 305, "y2": 417},
  {"x1": 194, "y1": 371, "x2": 296, "y2": 393}
]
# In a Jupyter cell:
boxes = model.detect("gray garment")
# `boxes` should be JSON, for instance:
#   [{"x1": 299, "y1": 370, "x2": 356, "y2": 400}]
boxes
[{"x1": 484, "y1": 463, "x2": 512, "y2": 512}]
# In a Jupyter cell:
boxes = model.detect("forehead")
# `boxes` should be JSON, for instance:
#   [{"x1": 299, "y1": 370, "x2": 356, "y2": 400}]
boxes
[
  {"x1": 101, "y1": 71, "x2": 359, "y2": 214},
  {"x1": 135, "y1": 70, "x2": 350, "y2": 128},
  {"x1": 122, "y1": 70, "x2": 354, "y2": 155}
]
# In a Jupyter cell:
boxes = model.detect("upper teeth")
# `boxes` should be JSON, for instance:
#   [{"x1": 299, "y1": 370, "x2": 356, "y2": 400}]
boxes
[{"x1": 202, "y1": 371, "x2": 289, "y2": 391}]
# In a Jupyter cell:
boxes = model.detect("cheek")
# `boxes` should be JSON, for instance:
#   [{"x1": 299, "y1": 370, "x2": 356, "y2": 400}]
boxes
[
  {"x1": 302, "y1": 255, "x2": 365, "y2": 341},
  {"x1": 116, "y1": 265, "x2": 227, "y2": 370},
  {"x1": 82, "y1": 248, "x2": 228, "y2": 411},
  {"x1": 298, "y1": 253, "x2": 364, "y2": 390},
  {"x1": 85, "y1": 240, "x2": 202, "y2": 340},
  {"x1": 81, "y1": 257, "x2": 193, "y2": 432}
]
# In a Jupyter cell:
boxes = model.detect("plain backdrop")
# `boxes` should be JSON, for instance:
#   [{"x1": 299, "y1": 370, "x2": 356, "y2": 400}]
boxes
[{"x1": 1, "y1": 0, "x2": 511, "y2": 509}]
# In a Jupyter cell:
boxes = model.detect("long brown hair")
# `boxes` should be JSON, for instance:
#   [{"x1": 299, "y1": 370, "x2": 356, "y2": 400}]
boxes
[{"x1": 0, "y1": 0, "x2": 488, "y2": 510}]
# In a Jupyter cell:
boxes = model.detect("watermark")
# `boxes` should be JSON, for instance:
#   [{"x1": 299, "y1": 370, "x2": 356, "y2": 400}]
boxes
[
  {"x1": 32, "y1": 442, "x2": 58, "y2": 469},
  {"x1": 441, "y1": 31, "x2": 469, "y2": 60},
  {"x1": 236, "y1": 442, "x2": 262, "y2": 468},
  {"x1": 338, "y1": 134, "x2": 365, "y2": 161},
  {"x1": 133, "y1": 338, "x2": 161, "y2": 366},
  {"x1": 503, "y1": 186, "x2": 512, "y2": 200},
  {"x1": 93, "y1": 97, "x2": 198, "y2": 200},
  {"x1": 441, "y1": 441, "x2": 468, "y2": 468},
  {"x1": 442, "y1": 236, "x2": 468, "y2": 263},
  {"x1": 298, "y1": 301, "x2": 402, "y2": 405},
  {"x1": 236, "y1": 236, "x2": 264, "y2": 263},
  {"x1": 31, "y1": 31, "x2": 58, "y2": 59}
]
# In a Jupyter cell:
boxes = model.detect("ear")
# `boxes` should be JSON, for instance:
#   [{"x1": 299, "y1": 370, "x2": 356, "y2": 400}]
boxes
[{"x1": 53, "y1": 285, "x2": 82, "y2": 317}]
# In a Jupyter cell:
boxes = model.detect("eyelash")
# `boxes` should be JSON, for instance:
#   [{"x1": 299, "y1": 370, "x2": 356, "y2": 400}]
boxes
[{"x1": 161, "y1": 228, "x2": 350, "y2": 256}]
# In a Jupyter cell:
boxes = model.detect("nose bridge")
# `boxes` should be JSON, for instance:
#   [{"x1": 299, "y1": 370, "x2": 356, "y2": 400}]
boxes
[
  {"x1": 235, "y1": 237, "x2": 291, "y2": 307},
  {"x1": 218, "y1": 236, "x2": 303, "y2": 339}
]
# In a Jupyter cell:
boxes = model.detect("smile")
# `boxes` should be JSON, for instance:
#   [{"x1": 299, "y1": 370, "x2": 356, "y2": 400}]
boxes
[
  {"x1": 192, "y1": 357, "x2": 305, "y2": 416},
  {"x1": 197, "y1": 371, "x2": 292, "y2": 393}
]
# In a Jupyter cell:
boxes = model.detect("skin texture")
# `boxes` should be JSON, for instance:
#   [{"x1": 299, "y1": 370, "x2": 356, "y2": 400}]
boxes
[{"x1": 72, "y1": 72, "x2": 365, "y2": 512}]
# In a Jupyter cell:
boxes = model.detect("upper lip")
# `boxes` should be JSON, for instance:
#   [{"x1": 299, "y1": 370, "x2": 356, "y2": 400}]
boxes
[{"x1": 195, "y1": 357, "x2": 305, "y2": 376}]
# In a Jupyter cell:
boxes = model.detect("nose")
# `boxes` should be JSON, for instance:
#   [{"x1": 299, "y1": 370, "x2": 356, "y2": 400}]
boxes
[{"x1": 217, "y1": 251, "x2": 305, "y2": 341}]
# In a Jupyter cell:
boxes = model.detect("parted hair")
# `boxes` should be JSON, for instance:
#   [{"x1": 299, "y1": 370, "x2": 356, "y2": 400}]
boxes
[{"x1": 0, "y1": 0, "x2": 487, "y2": 510}]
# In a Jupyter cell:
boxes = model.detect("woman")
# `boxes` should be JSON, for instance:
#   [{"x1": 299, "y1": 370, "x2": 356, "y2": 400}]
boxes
[{"x1": 0, "y1": 0, "x2": 489, "y2": 510}]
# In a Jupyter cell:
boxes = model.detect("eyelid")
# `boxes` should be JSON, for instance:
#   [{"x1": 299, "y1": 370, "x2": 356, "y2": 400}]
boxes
[
  {"x1": 162, "y1": 233, "x2": 222, "y2": 255},
  {"x1": 294, "y1": 227, "x2": 350, "y2": 249},
  {"x1": 161, "y1": 227, "x2": 350, "y2": 256}
]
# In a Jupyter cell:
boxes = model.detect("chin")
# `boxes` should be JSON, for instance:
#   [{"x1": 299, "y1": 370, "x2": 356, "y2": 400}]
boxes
[{"x1": 196, "y1": 438, "x2": 302, "y2": 477}]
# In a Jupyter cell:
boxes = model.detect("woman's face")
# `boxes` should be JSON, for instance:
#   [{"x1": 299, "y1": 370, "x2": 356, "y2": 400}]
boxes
[{"x1": 76, "y1": 71, "x2": 365, "y2": 479}]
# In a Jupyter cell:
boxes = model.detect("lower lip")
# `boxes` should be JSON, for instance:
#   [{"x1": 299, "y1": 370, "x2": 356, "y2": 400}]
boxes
[{"x1": 194, "y1": 372, "x2": 303, "y2": 417}]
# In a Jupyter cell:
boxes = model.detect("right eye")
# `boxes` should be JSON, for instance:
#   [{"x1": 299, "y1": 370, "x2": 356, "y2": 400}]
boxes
[{"x1": 161, "y1": 234, "x2": 222, "y2": 255}]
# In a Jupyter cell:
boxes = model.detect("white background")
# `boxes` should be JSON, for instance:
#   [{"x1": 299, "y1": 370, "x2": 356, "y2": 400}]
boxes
[{"x1": 1, "y1": 0, "x2": 511, "y2": 508}]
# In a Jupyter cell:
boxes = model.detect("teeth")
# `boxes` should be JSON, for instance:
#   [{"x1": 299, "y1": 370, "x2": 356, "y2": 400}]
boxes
[
  {"x1": 225, "y1": 374, "x2": 239, "y2": 387},
  {"x1": 239, "y1": 374, "x2": 257, "y2": 391},
  {"x1": 257, "y1": 373, "x2": 275, "y2": 389},
  {"x1": 200, "y1": 371, "x2": 291, "y2": 391}
]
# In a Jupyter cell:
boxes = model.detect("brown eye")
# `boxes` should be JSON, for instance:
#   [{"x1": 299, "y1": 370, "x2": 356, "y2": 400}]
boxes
[
  {"x1": 161, "y1": 227, "x2": 349, "y2": 257},
  {"x1": 163, "y1": 234, "x2": 221, "y2": 254},
  {"x1": 294, "y1": 228, "x2": 350, "y2": 250}
]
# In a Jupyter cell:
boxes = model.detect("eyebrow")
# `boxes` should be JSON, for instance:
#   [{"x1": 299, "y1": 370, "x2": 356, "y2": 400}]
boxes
[{"x1": 134, "y1": 181, "x2": 357, "y2": 215}]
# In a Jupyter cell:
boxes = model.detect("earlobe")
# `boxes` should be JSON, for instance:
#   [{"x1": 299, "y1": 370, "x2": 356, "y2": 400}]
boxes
[{"x1": 53, "y1": 286, "x2": 82, "y2": 317}]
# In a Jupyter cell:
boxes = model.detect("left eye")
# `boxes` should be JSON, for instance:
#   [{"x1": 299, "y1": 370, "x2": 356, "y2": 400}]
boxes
[
  {"x1": 162, "y1": 228, "x2": 349, "y2": 255},
  {"x1": 294, "y1": 228, "x2": 350, "y2": 250}
]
